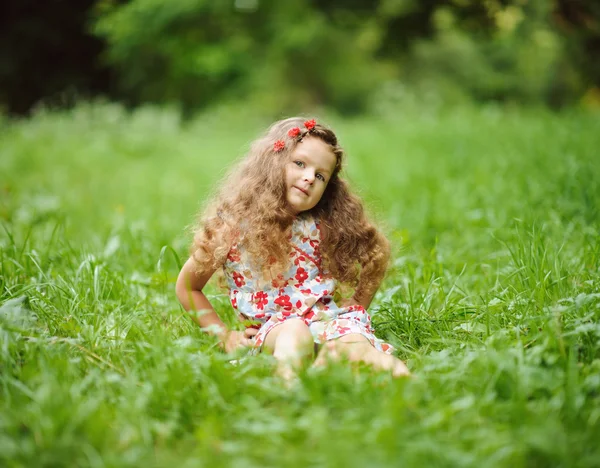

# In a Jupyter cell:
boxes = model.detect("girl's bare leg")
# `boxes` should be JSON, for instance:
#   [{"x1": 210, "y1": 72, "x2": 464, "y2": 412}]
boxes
[
  {"x1": 313, "y1": 333, "x2": 410, "y2": 377},
  {"x1": 263, "y1": 318, "x2": 314, "y2": 382}
]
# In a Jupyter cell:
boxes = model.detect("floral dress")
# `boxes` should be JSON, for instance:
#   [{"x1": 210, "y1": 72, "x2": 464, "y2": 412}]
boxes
[{"x1": 222, "y1": 213, "x2": 394, "y2": 354}]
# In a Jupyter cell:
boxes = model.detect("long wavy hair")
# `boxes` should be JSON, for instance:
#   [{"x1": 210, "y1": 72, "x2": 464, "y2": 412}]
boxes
[{"x1": 191, "y1": 117, "x2": 390, "y2": 294}]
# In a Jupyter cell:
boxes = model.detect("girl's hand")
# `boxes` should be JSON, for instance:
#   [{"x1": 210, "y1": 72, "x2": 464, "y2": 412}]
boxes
[{"x1": 219, "y1": 329, "x2": 257, "y2": 353}]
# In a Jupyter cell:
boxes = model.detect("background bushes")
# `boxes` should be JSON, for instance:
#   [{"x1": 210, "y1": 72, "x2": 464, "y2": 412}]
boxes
[{"x1": 2, "y1": 0, "x2": 599, "y2": 115}]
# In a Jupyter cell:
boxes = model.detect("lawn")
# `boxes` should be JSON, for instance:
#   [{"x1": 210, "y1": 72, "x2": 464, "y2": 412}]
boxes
[{"x1": 1, "y1": 103, "x2": 599, "y2": 467}]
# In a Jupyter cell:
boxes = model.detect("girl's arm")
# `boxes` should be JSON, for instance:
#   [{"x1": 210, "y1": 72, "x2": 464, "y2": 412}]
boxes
[{"x1": 176, "y1": 256, "x2": 253, "y2": 352}]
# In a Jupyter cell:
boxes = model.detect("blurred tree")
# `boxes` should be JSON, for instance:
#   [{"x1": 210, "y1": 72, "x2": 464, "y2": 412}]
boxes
[
  {"x1": 555, "y1": 0, "x2": 600, "y2": 105},
  {"x1": 93, "y1": 0, "x2": 391, "y2": 114},
  {"x1": 0, "y1": 0, "x2": 598, "y2": 114},
  {"x1": 397, "y1": 0, "x2": 571, "y2": 105},
  {"x1": 0, "y1": 0, "x2": 113, "y2": 114},
  {"x1": 93, "y1": 0, "x2": 600, "y2": 112}
]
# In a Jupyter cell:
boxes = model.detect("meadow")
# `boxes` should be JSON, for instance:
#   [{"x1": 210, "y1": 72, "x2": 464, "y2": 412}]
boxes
[{"x1": 1, "y1": 103, "x2": 599, "y2": 467}]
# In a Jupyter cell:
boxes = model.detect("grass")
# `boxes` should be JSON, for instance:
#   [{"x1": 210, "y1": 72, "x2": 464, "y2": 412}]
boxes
[{"x1": 1, "y1": 102, "x2": 599, "y2": 467}]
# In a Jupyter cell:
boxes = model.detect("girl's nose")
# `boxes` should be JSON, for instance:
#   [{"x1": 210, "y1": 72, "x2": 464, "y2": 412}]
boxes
[{"x1": 303, "y1": 172, "x2": 315, "y2": 184}]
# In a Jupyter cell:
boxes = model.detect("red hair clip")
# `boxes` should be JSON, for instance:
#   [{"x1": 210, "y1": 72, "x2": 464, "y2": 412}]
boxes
[
  {"x1": 304, "y1": 119, "x2": 316, "y2": 130},
  {"x1": 288, "y1": 127, "x2": 301, "y2": 138},
  {"x1": 275, "y1": 120, "x2": 317, "y2": 153}
]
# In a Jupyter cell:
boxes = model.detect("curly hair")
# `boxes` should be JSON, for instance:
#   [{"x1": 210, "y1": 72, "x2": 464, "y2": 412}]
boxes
[{"x1": 191, "y1": 117, "x2": 390, "y2": 297}]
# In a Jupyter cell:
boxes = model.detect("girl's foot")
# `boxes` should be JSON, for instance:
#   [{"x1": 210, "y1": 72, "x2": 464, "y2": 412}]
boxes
[
  {"x1": 361, "y1": 346, "x2": 410, "y2": 377},
  {"x1": 276, "y1": 361, "x2": 301, "y2": 388}
]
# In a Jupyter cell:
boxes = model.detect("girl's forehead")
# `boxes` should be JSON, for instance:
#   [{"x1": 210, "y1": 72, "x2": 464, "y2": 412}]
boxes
[{"x1": 292, "y1": 138, "x2": 336, "y2": 171}]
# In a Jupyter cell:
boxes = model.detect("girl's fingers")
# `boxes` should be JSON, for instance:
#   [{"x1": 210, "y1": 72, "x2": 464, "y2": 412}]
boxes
[{"x1": 238, "y1": 338, "x2": 252, "y2": 349}]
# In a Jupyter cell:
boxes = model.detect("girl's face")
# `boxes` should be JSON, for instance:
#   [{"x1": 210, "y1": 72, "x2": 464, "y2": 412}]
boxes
[{"x1": 284, "y1": 136, "x2": 337, "y2": 214}]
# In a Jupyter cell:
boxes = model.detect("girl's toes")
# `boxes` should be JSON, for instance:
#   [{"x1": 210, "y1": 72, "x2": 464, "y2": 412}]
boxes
[
  {"x1": 312, "y1": 341, "x2": 340, "y2": 368},
  {"x1": 392, "y1": 361, "x2": 411, "y2": 378},
  {"x1": 326, "y1": 341, "x2": 339, "y2": 356}
]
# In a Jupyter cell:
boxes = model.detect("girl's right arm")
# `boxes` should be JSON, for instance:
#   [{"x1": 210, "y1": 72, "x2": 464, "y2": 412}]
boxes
[{"x1": 175, "y1": 256, "x2": 254, "y2": 352}]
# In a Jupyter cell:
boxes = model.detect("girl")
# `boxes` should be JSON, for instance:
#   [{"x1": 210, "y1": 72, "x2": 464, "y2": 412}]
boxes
[{"x1": 176, "y1": 117, "x2": 409, "y2": 379}]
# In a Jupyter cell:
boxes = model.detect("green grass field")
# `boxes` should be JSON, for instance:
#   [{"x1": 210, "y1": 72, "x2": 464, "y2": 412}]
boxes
[{"x1": 1, "y1": 103, "x2": 599, "y2": 467}]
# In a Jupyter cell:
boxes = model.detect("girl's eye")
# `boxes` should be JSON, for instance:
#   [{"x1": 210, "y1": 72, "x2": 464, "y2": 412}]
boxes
[
  {"x1": 316, "y1": 173, "x2": 325, "y2": 182},
  {"x1": 294, "y1": 160, "x2": 304, "y2": 168}
]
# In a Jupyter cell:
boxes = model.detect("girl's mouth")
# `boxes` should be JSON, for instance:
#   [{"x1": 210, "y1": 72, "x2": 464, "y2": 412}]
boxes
[{"x1": 294, "y1": 186, "x2": 309, "y2": 196}]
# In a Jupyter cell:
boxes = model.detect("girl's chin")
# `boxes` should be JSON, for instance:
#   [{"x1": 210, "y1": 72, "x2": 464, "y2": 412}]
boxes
[{"x1": 286, "y1": 201, "x2": 309, "y2": 215}]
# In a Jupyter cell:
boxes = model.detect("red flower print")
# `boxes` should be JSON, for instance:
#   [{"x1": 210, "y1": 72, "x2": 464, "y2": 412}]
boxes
[
  {"x1": 300, "y1": 289, "x2": 312, "y2": 295},
  {"x1": 304, "y1": 310, "x2": 315, "y2": 321},
  {"x1": 309, "y1": 239, "x2": 319, "y2": 249},
  {"x1": 288, "y1": 127, "x2": 301, "y2": 138},
  {"x1": 304, "y1": 119, "x2": 316, "y2": 130},
  {"x1": 274, "y1": 294, "x2": 293, "y2": 312},
  {"x1": 232, "y1": 271, "x2": 245, "y2": 288},
  {"x1": 295, "y1": 267, "x2": 308, "y2": 284},
  {"x1": 255, "y1": 312, "x2": 266, "y2": 319},
  {"x1": 338, "y1": 326, "x2": 352, "y2": 335},
  {"x1": 231, "y1": 296, "x2": 237, "y2": 309},
  {"x1": 381, "y1": 343, "x2": 390, "y2": 353},
  {"x1": 318, "y1": 332, "x2": 328, "y2": 342},
  {"x1": 227, "y1": 248, "x2": 240, "y2": 263},
  {"x1": 296, "y1": 300, "x2": 302, "y2": 309},
  {"x1": 294, "y1": 254, "x2": 306, "y2": 266},
  {"x1": 254, "y1": 291, "x2": 268, "y2": 310},
  {"x1": 273, "y1": 140, "x2": 285, "y2": 152}
]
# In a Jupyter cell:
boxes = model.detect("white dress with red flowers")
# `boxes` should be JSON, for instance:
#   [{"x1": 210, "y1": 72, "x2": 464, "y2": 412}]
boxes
[{"x1": 222, "y1": 213, "x2": 395, "y2": 354}]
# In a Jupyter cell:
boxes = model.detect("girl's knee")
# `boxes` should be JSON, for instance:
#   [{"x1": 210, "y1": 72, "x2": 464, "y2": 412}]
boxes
[
  {"x1": 277, "y1": 319, "x2": 313, "y2": 346},
  {"x1": 267, "y1": 319, "x2": 314, "y2": 359},
  {"x1": 323, "y1": 333, "x2": 372, "y2": 361},
  {"x1": 337, "y1": 333, "x2": 370, "y2": 345}
]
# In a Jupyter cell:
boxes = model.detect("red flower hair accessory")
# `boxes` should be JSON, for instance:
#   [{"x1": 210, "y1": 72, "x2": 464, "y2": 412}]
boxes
[
  {"x1": 288, "y1": 127, "x2": 301, "y2": 138},
  {"x1": 273, "y1": 140, "x2": 285, "y2": 152},
  {"x1": 304, "y1": 119, "x2": 316, "y2": 130}
]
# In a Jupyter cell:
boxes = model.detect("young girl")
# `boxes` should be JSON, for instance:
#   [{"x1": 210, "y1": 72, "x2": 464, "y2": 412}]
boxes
[{"x1": 176, "y1": 117, "x2": 409, "y2": 379}]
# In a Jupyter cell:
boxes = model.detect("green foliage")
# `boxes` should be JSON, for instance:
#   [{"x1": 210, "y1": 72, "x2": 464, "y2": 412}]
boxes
[
  {"x1": 2, "y1": 0, "x2": 599, "y2": 114},
  {"x1": 92, "y1": 0, "x2": 598, "y2": 113},
  {"x1": 93, "y1": 0, "x2": 390, "y2": 114},
  {"x1": 1, "y1": 103, "x2": 600, "y2": 466},
  {"x1": 406, "y1": 1, "x2": 572, "y2": 105}
]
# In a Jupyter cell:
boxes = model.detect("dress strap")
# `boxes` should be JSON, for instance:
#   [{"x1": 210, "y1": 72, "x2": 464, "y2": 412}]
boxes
[{"x1": 292, "y1": 245, "x2": 324, "y2": 275}]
